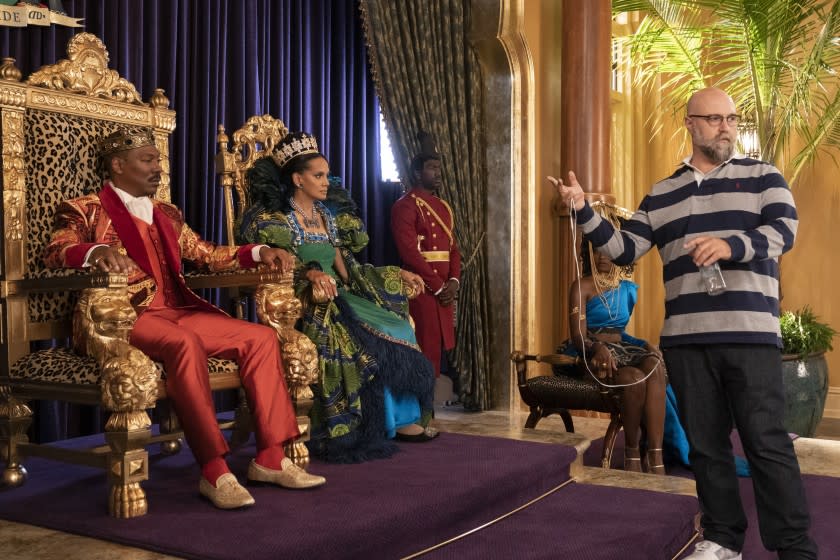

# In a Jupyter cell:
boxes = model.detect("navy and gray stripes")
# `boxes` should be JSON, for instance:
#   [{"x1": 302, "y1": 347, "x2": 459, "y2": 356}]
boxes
[{"x1": 577, "y1": 158, "x2": 797, "y2": 348}]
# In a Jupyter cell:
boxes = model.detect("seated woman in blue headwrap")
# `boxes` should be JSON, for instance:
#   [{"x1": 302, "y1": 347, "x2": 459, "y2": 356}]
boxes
[{"x1": 238, "y1": 132, "x2": 437, "y2": 463}]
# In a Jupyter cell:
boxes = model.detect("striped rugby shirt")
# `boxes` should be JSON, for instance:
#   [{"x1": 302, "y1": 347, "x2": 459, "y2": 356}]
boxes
[{"x1": 576, "y1": 157, "x2": 797, "y2": 348}]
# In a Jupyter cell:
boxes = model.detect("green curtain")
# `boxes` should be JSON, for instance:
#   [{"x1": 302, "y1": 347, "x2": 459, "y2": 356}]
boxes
[{"x1": 359, "y1": 0, "x2": 491, "y2": 410}]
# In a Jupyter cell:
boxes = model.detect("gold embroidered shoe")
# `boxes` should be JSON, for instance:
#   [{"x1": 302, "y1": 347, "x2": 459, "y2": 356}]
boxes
[
  {"x1": 247, "y1": 458, "x2": 327, "y2": 489},
  {"x1": 199, "y1": 473, "x2": 256, "y2": 509}
]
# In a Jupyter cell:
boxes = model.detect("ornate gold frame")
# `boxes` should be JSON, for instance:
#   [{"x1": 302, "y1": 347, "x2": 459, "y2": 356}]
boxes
[
  {"x1": 0, "y1": 34, "x2": 313, "y2": 518},
  {"x1": 0, "y1": 34, "x2": 177, "y2": 518}
]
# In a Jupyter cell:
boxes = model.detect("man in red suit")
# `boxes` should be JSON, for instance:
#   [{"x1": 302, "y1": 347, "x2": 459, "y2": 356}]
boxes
[
  {"x1": 390, "y1": 151, "x2": 461, "y2": 382},
  {"x1": 44, "y1": 129, "x2": 325, "y2": 510}
]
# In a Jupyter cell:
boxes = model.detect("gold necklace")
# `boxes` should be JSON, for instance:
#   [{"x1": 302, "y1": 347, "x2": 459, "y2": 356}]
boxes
[
  {"x1": 589, "y1": 245, "x2": 621, "y2": 292},
  {"x1": 593, "y1": 267, "x2": 621, "y2": 292}
]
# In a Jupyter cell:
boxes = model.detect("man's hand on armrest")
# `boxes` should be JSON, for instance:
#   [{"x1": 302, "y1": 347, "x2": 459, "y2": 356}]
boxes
[{"x1": 88, "y1": 246, "x2": 138, "y2": 274}]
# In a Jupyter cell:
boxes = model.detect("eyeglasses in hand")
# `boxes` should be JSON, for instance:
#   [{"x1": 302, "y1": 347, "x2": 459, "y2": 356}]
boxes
[{"x1": 687, "y1": 114, "x2": 742, "y2": 126}]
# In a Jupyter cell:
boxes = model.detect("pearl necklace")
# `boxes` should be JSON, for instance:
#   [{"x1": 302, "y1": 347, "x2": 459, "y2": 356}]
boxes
[{"x1": 290, "y1": 198, "x2": 320, "y2": 229}]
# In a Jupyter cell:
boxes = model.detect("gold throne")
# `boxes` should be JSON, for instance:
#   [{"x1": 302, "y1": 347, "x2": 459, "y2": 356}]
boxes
[{"x1": 0, "y1": 34, "x2": 314, "y2": 518}]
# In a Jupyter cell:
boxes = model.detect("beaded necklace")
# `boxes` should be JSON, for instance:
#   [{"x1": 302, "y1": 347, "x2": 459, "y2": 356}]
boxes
[
  {"x1": 286, "y1": 200, "x2": 339, "y2": 247},
  {"x1": 289, "y1": 197, "x2": 320, "y2": 229}
]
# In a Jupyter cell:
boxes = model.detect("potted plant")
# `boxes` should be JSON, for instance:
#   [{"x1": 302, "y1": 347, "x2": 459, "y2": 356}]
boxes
[{"x1": 780, "y1": 306, "x2": 837, "y2": 436}]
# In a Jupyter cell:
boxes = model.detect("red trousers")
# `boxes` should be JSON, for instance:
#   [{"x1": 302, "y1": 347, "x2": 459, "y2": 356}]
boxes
[
  {"x1": 409, "y1": 293, "x2": 454, "y2": 377},
  {"x1": 130, "y1": 306, "x2": 299, "y2": 465}
]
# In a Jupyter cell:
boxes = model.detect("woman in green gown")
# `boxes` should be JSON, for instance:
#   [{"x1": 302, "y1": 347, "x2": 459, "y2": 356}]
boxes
[{"x1": 239, "y1": 132, "x2": 437, "y2": 463}]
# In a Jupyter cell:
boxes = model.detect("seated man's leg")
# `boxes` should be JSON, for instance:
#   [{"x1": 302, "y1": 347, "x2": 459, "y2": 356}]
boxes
[
  {"x1": 170, "y1": 311, "x2": 325, "y2": 489},
  {"x1": 131, "y1": 307, "x2": 258, "y2": 508},
  {"x1": 130, "y1": 307, "x2": 229, "y2": 465},
  {"x1": 168, "y1": 310, "x2": 300, "y2": 455}
]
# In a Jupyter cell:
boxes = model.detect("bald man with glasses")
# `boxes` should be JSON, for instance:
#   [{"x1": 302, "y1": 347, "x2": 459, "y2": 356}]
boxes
[{"x1": 553, "y1": 87, "x2": 816, "y2": 559}]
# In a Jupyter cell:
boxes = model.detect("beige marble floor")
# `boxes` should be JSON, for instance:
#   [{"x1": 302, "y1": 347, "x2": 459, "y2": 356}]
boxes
[{"x1": 1, "y1": 409, "x2": 838, "y2": 560}]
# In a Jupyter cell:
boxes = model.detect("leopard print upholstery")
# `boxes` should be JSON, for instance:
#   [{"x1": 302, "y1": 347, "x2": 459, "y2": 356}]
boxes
[
  {"x1": 19, "y1": 108, "x2": 242, "y2": 391},
  {"x1": 10, "y1": 348, "x2": 239, "y2": 385},
  {"x1": 24, "y1": 109, "x2": 150, "y2": 323}
]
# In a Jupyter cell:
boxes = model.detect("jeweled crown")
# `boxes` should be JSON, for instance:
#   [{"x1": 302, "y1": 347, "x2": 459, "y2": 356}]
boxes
[
  {"x1": 97, "y1": 129, "x2": 156, "y2": 158},
  {"x1": 271, "y1": 133, "x2": 320, "y2": 170}
]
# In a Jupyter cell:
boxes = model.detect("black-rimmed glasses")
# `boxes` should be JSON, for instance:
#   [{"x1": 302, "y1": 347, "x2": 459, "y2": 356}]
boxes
[{"x1": 687, "y1": 114, "x2": 742, "y2": 126}]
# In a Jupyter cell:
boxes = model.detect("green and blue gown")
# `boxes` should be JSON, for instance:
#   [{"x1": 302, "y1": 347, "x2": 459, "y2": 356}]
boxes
[{"x1": 239, "y1": 199, "x2": 435, "y2": 463}]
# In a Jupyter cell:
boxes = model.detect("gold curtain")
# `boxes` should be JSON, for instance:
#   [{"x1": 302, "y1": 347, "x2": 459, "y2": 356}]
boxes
[{"x1": 360, "y1": 0, "x2": 491, "y2": 409}]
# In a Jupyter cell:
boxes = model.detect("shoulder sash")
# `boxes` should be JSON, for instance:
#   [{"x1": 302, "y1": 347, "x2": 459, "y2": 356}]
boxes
[{"x1": 411, "y1": 194, "x2": 453, "y2": 244}]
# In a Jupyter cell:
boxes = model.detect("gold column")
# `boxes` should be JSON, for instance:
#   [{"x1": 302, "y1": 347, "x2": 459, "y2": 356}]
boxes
[{"x1": 557, "y1": 0, "x2": 613, "y2": 339}]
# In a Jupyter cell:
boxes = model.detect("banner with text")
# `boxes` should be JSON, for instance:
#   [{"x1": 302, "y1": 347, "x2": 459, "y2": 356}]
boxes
[{"x1": 0, "y1": 4, "x2": 83, "y2": 28}]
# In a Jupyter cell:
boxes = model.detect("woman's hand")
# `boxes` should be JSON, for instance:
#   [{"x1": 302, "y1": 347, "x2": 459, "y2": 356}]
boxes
[
  {"x1": 399, "y1": 269, "x2": 425, "y2": 296},
  {"x1": 588, "y1": 342, "x2": 615, "y2": 379},
  {"x1": 307, "y1": 269, "x2": 338, "y2": 300},
  {"x1": 645, "y1": 343, "x2": 663, "y2": 361},
  {"x1": 258, "y1": 247, "x2": 295, "y2": 274}
]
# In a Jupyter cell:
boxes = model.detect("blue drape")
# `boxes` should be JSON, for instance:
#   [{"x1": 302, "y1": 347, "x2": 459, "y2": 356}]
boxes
[{"x1": 1, "y1": 0, "x2": 394, "y2": 441}]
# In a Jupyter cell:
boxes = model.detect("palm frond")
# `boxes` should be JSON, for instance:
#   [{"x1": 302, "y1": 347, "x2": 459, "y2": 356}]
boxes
[
  {"x1": 613, "y1": 0, "x2": 840, "y2": 177},
  {"x1": 790, "y1": 87, "x2": 840, "y2": 183}
]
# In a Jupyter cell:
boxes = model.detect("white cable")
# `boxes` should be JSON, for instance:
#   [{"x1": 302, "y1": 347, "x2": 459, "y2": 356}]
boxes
[{"x1": 568, "y1": 205, "x2": 659, "y2": 389}]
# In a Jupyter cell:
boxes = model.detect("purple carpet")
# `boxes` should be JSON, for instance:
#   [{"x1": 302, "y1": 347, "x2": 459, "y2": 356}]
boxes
[
  {"x1": 0, "y1": 432, "x2": 577, "y2": 560},
  {"x1": 425, "y1": 483, "x2": 699, "y2": 560},
  {"x1": 727, "y1": 475, "x2": 840, "y2": 560},
  {"x1": 585, "y1": 433, "x2": 839, "y2": 558}
]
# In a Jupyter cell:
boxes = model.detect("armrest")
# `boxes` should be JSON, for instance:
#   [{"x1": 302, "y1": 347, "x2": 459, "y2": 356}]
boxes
[
  {"x1": 183, "y1": 267, "x2": 290, "y2": 290},
  {"x1": 1, "y1": 271, "x2": 128, "y2": 297},
  {"x1": 253, "y1": 282, "x2": 318, "y2": 402},
  {"x1": 374, "y1": 265, "x2": 421, "y2": 300},
  {"x1": 185, "y1": 269, "x2": 314, "y2": 402},
  {"x1": 403, "y1": 283, "x2": 420, "y2": 299},
  {"x1": 74, "y1": 284, "x2": 159, "y2": 418},
  {"x1": 4, "y1": 271, "x2": 161, "y2": 417},
  {"x1": 510, "y1": 351, "x2": 578, "y2": 367}
]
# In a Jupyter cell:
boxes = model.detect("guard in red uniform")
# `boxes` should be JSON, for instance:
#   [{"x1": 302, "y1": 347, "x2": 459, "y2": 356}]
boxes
[
  {"x1": 44, "y1": 129, "x2": 325, "y2": 510},
  {"x1": 390, "y1": 151, "x2": 461, "y2": 378}
]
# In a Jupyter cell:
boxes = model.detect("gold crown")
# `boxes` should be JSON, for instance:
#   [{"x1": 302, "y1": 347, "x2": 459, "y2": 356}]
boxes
[
  {"x1": 271, "y1": 133, "x2": 320, "y2": 170},
  {"x1": 97, "y1": 129, "x2": 156, "y2": 158}
]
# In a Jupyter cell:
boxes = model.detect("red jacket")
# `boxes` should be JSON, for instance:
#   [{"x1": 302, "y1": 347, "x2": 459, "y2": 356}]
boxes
[
  {"x1": 390, "y1": 187, "x2": 461, "y2": 359},
  {"x1": 43, "y1": 183, "x2": 259, "y2": 315}
]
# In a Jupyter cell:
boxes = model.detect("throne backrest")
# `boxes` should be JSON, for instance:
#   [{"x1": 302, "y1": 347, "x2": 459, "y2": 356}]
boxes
[
  {"x1": 216, "y1": 116, "x2": 364, "y2": 253},
  {"x1": 215, "y1": 115, "x2": 289, "y2": 244},
  {"x1": 0, "y1": 33, "x2": 175, "y2": 367}
]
